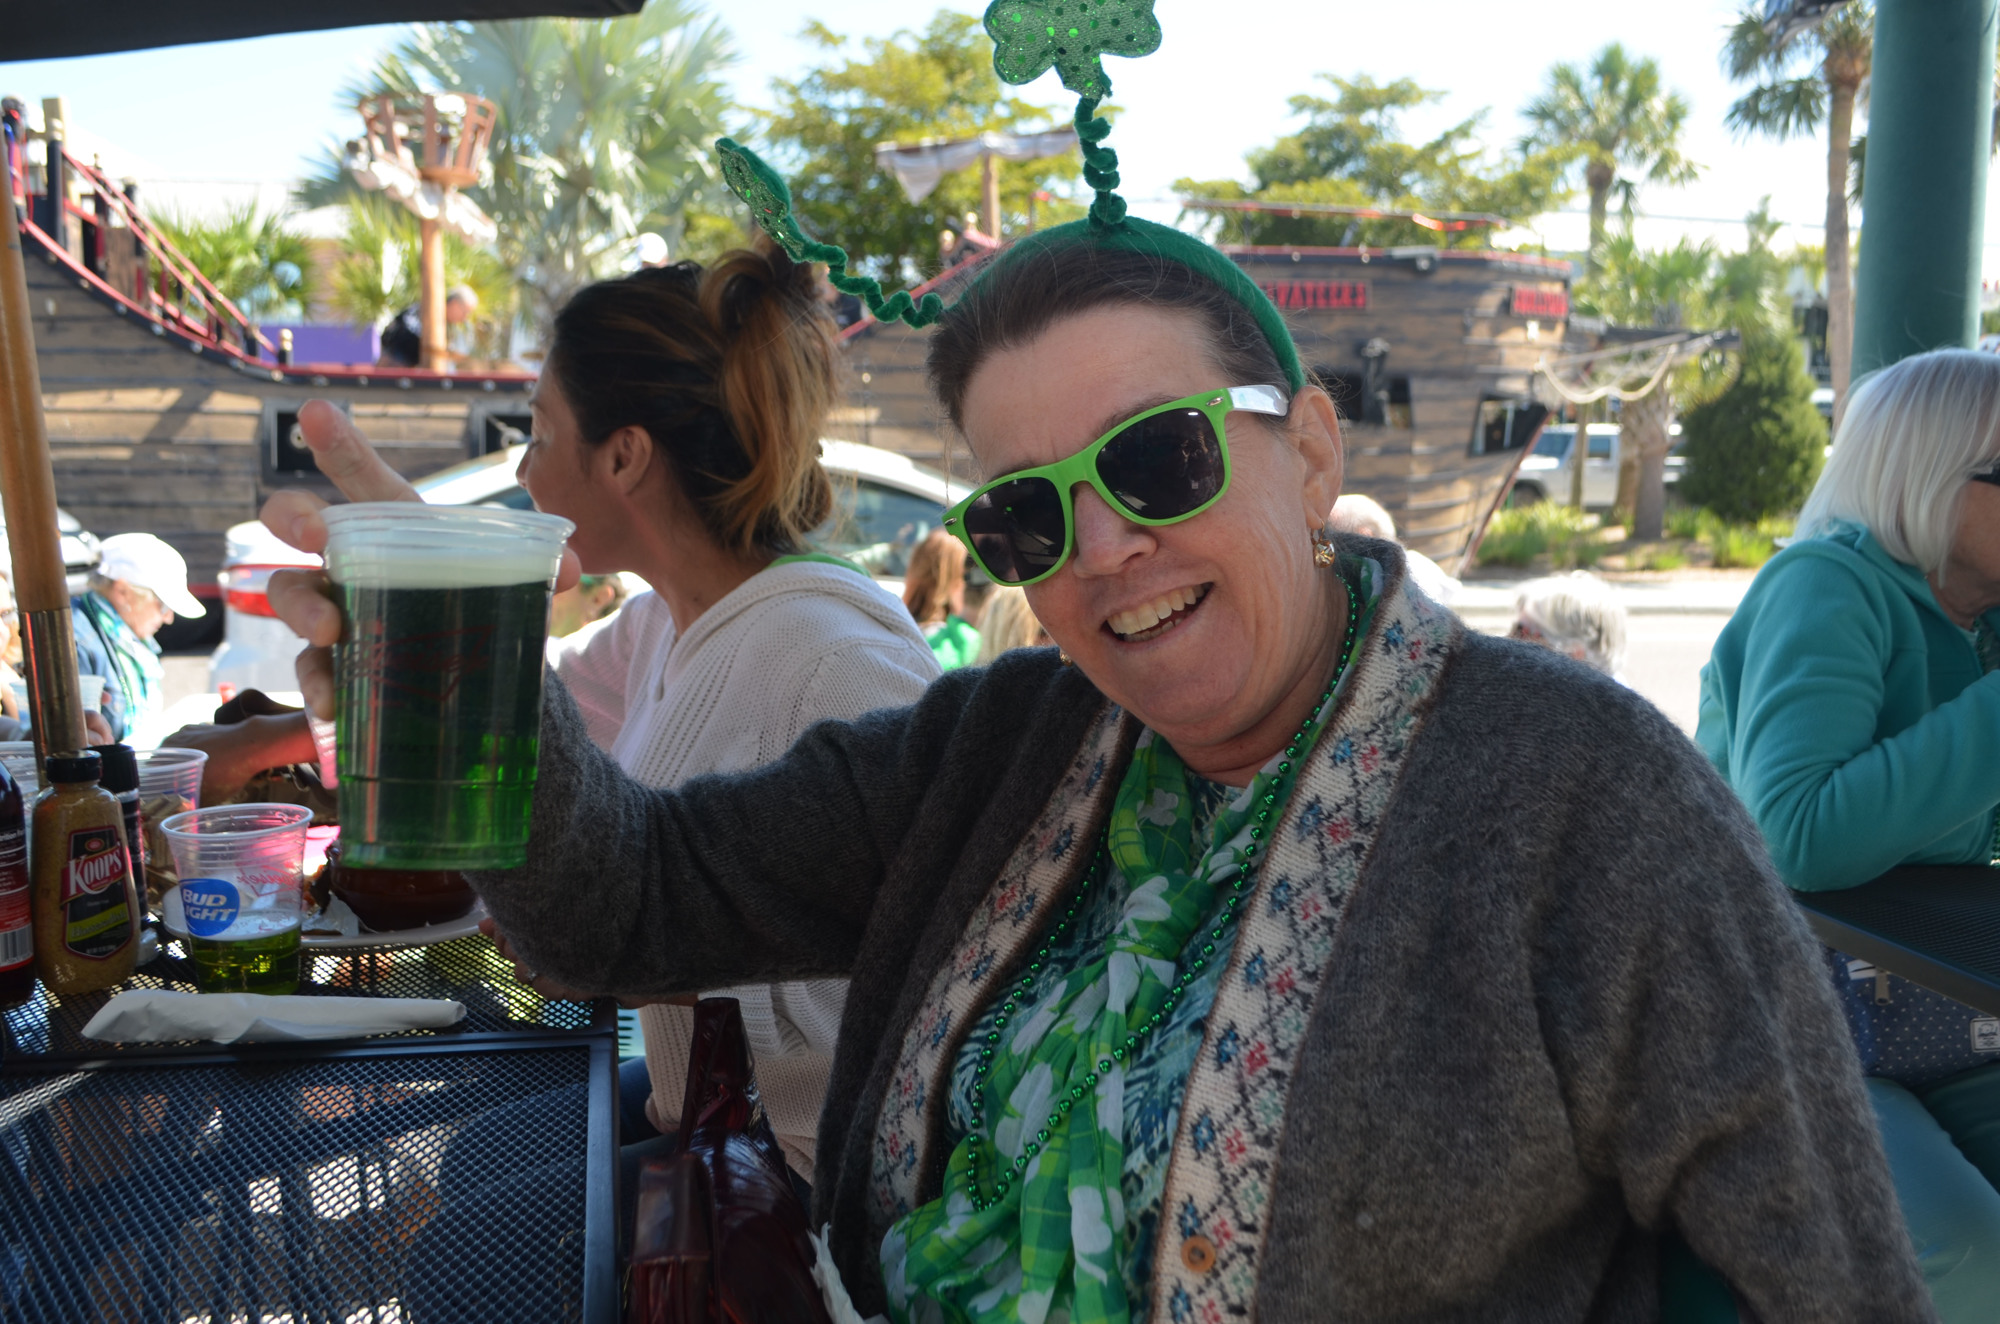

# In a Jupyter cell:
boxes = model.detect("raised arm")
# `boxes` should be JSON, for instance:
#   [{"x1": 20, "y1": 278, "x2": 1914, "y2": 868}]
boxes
[{"x1": 1717, "y1": 550, "x2": 2000, "y2": 889}]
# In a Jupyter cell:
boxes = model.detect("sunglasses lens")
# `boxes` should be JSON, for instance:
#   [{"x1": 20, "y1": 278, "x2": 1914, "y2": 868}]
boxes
[
  {"x1": 1095, "y1": 408, "x2": 1227, "y2": 521},
  {"x1": 963, "y1": 475, "x2": 1067, "y2": 584}
]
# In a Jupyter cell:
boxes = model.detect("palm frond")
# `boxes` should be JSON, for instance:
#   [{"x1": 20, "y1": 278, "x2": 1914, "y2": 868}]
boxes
[{"x1": 1724, "y1": 77, "x2": 1825, "y2": 139}]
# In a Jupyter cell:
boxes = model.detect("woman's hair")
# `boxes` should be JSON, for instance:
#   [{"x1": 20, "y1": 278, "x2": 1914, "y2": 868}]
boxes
[
  {"x1": 976, "y1": 585, "x2": 1045, "y2": 662},
  {"x1": 545, "y1": 239, "x2": 838, "y2": 556},
  {"x1": 903, "y1": 528, "x2": 967, "y2": 625},
  {"x1": 1330, "y1": 493, "x2": 1396, "y2": 542},
  {"x1": 926, "y1": 243, "x2": 1291, "y2": 432},
  {"x1": 1796, "y1": 348, "x2": 2000, "y2": 573},
  {"x1": 1514, "y1": 571, "x2": 1627, "y2": 676}
]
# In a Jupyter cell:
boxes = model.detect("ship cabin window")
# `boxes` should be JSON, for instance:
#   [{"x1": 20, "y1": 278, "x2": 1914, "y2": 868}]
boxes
[
  {"x1": 1318, "y1": 369, "x2": 1413, "y2": 428},
  {"x1": 1472, "y1": 397, "x2": 1551, "y2": 456}
]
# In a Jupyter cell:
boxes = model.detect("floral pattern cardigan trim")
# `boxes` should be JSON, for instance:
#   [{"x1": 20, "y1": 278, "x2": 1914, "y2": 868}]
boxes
[{"x1": 866, "y1": 568, "x2": 1461, "y2": 1318}]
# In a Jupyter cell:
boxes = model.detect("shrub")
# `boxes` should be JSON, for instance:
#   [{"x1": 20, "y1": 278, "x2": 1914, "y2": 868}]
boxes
[
  {"x1": 1664, "y1": 505, "x2": 1704, "y2": 540},
  {"x1": 1676, "y1": 332, "x2": 1826, "y2": 523},
  {"x1": 1476, "y1": 503, "x2": 1600, "y2": 569}
]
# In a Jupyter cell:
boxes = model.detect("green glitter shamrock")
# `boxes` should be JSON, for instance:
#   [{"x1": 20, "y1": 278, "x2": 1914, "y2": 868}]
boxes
[
  {"x1": 715, "y1": 138, "x2": 945, "y2": 329},
  {"x1": 983, "y1": 0, "x2": 1161, "y2": 97}
]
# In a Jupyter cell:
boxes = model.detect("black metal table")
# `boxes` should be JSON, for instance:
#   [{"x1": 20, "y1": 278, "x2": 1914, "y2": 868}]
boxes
[
  {"x1": 1793, "y1": 865, "x2": 2000, "y2": 1017},
  {"x1": 1, "y1": 931, "x2": 620, "y2": 1323}
]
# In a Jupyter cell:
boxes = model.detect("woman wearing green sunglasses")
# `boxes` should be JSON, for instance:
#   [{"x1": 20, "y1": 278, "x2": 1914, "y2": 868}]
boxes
[{"x1": 260, "y1": 231, "x2": 1923, "y2": 1320}]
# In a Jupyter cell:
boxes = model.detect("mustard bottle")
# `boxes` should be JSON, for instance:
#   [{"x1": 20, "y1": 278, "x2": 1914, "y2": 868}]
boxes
[{"x1": 32, "y1": 751, "x2": 139, "y2": 994}]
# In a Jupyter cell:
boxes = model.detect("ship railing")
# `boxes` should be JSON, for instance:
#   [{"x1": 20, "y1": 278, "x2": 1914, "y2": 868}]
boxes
[
  {"x1": 5, "y1": 121, "x2": 530, "y2": 388},
  {"x1": 4, "y1": 130, "x2": 276, "y2": 362}
]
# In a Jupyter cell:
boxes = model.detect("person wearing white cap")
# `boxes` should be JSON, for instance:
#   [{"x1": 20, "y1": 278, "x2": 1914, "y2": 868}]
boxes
[{"x1": 72, "y1": 533, "x2": 204, "y2": 741}]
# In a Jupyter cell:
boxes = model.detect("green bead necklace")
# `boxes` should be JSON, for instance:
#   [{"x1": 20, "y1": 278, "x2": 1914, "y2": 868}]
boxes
[{"x1": 963, "y1": 568, "x2": 1364, "y2": 1211}]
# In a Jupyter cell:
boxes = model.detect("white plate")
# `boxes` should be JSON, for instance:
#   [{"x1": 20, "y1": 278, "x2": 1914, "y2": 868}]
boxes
[{"x1": 163, "y1": 898, "x2": 488, "y2": 953}]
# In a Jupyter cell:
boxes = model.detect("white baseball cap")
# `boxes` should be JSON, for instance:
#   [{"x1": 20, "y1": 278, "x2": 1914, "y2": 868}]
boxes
[{"x1": 96, "y1": 533, "x2": 205, "y2": 619}]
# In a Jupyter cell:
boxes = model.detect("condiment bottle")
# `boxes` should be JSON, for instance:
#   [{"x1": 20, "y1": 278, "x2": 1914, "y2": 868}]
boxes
[
  {"x1": 91, "y1": 742, "x2": 145, "y2": 883},
  {"x1": 32, "y1": 751, "x2": 139, "y2": 994},
  {"x1": 0, "y1": 762, "x2": 30, "y2": 1009}
]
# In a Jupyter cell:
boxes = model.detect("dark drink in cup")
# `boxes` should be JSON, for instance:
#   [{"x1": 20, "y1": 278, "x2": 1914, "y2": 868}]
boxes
[{"x1": 322, "y1": 503, "x2": 574, "y2": 871}]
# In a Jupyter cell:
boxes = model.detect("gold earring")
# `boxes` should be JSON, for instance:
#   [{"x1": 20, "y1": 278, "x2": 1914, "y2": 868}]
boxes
[
  {"x1": 1058, "y1": 649, "x2": 1074, "y2": 666},
  {"x1": 1312, "y1": 525, "x2": 1337, "y2": 567}
]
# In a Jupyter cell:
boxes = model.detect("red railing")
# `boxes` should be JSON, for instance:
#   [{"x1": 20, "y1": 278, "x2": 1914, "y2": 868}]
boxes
[
  {"x1": 5, "y1": 125, "x2": 275, "y2": 361},
  {"x1": 3, "y1": 114, "x2": 530, "y2": 387}
]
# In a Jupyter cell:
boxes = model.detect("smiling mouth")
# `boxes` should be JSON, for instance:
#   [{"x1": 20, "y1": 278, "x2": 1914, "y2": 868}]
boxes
[{"x1": 1106, "y1": 583, "x2": 1212, "y2": 643}]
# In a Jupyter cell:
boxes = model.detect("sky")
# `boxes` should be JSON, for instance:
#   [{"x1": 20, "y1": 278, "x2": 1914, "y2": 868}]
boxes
[{"x1": 3, "y1": 0, "x2": 1997, "y2": 274}]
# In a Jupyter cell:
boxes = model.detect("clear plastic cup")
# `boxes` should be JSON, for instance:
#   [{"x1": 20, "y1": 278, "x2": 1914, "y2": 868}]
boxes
[
  {"x1": 137, "y1": 747, "x2": 208, "y2": 810},
  {"x1": 321, "y1": 502, "x2": 573, "y2": 870},
  {"x1": 0, "y1": 741, "x2": 39, "y2": 801},
  {"x1": 160, "y1": 803, "x2": 312, "y2": 994},
  {"x1": 77, "y1": 675, "x2": 105, "y2": 712}
]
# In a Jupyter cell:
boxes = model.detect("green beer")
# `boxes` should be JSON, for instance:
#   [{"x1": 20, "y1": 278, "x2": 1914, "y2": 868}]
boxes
[
  {"x1": 189, "y1": 913, "x2": 302, "y2": 994},
  {"x1": 323, "y1": 504, "x2": 573, "y2": 872}
]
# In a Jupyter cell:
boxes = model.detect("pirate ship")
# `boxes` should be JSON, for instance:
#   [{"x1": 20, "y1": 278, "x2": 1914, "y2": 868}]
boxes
[
  {"x1": 827, "y1": 232, "x2": 1569, "y2": 573},
  {"x1": 2, "y1": 99, "x2": 534, "y2": 613}
]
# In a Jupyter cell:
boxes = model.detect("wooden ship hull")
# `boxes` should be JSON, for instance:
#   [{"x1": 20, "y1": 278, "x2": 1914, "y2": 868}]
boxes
[{"x1": 828, "y1": 244, "x2": 1571, "y2": 573}]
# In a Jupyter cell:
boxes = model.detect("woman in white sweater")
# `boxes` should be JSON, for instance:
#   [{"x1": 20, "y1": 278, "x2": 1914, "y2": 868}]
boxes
[
  {"x1": 177, "y1": 243, "x2": 937, "y2": 1175},
  {"x1": 512, "y1": 243, "x2": 939, "y2": 1173}
]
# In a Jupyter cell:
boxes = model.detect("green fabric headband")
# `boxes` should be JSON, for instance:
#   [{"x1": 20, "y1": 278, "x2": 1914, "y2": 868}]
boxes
[{"x1": 715, "y1": 0, "x2": 1305, "y2": 395}]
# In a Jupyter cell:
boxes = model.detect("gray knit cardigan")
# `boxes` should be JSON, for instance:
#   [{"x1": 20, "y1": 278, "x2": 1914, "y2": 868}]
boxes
[{"x1": 474, "y1": 544, "x2": 1929, "y2": 1322}]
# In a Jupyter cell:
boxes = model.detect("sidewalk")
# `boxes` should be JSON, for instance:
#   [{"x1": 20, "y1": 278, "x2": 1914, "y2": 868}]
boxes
[{"x1": 1453, "y1": 570, "x2": 1756, "y2": 618}]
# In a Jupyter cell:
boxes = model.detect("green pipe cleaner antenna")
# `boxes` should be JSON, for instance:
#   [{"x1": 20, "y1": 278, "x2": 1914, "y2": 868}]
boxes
[
  {"x1": 716, "y1": 137, "x2": 945, "y2": 329},
  {"x1": 715, "y1": 1, "x2": 1162, "y2": 329}
]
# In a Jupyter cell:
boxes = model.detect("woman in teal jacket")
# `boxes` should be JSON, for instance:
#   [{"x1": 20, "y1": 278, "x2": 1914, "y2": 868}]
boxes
[{"x1": 1699, "y1": 348, "x2": 2000, "y2": 1317}]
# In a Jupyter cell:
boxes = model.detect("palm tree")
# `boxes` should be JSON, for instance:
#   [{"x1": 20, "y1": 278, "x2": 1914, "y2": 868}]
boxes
[
  {"x1": 1576, "y1": 230, "x2": 1722, "y2": 540},
  {"x1": 302, "y1": 2, "x2": 734, "y2": 333},
  {"x1": 1521, "y1": 44, "x2": 1700, "y2": 272},
  {"x1": 1724, "y1": 3, "x2": 1871, "y2": 424},
  {"x1": 154, "y1": 204, "x2": 316, "y2": 323},
  {"x1": 324, "y1": 199, "x2": 517, "y2": 358}
]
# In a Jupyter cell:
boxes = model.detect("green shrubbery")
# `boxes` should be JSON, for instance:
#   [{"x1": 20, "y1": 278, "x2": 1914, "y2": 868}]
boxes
[
  {"x1": 1476, "y1": 504, "x2": 1605, "y2": 569},
  {"x1": 1676, "y1": 333, "x2": 1826, "y2": 523},
  {"x1": 1476, "y1": 501, "x2": 1790, "y2": 570},
  {"x1": 1665, "y1": 506, "x2": 1794, "y2": 567}
]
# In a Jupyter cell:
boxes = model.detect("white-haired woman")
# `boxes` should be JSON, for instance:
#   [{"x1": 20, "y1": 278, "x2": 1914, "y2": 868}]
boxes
[
  {"x1": 1699, "y1": 347, "x2": 2000, "y2": 1316},
  {"x1": 1511, "y1": 571, "x2": 1628, "y2": 678},
  {"x1": 1327, "y1": 493, "x2": 1462, "y2": 603}
]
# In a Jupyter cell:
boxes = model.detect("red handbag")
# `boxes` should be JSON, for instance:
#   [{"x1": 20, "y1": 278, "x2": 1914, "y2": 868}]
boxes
[{"x1": 627, "y1": 997, "x2": 834, "y2": 1324}]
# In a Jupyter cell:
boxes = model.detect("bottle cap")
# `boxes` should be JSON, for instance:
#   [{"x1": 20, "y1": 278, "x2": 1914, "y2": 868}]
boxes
[
  {"x1": 89, "y1": 743, "x2": 139, "y2": 794},
  {"x1": 44, "y1": 751, "x2": 102, "y2": 784}
]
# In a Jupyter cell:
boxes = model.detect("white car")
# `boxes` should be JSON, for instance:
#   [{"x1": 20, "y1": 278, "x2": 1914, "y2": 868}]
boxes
[
  {"x1": 1510, "y1": 423, "x2": 1684, "y2": 508},
  {"x1": 208, "y1": 439, "x2": 957, "y2": 695}
]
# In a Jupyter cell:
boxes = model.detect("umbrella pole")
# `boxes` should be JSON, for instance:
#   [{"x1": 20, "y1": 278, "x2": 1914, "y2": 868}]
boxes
[{"x1": 1, "y1": 194, "x2": 87, "y2": 765}]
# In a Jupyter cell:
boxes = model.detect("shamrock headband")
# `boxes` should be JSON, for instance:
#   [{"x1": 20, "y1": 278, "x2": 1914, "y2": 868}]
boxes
[{"x1": 716, "y1": 0, "x2": 1305, "y2": 394}]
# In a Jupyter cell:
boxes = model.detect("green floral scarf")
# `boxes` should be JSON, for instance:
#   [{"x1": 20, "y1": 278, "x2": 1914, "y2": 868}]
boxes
[{"x1": 882, "y1": 710, "x2": 1329, "y2": 1324}]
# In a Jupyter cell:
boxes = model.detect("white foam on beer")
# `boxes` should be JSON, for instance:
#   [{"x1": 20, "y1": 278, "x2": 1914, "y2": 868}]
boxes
[{"x1": 322, "y1": 504, "x2": 572, "y2": 590}]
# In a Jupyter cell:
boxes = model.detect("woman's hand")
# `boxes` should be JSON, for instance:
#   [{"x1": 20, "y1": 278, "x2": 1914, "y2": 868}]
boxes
[
  {"x1": 161, "y1": 712, "x2": 316, "y2": 804},
  {"x1": 260, "y1": 401, "x2": 579, "y2": 719}
]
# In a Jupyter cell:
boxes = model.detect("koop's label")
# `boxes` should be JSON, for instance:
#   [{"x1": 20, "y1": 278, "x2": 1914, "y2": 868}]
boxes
[{"x1": 62, "y1": 825, "x2": 130, "y2": 959}]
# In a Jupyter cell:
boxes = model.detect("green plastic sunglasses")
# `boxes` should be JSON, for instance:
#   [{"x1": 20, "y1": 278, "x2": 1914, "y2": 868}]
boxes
[{"x1": 942, "y1": 385, "x2": 1289, "y2": 586}]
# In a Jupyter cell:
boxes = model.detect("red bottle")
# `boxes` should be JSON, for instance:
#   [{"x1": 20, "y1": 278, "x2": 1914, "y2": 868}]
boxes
[{"x1": 0, "y1": 761, "x2": 32, "y2": 1008}]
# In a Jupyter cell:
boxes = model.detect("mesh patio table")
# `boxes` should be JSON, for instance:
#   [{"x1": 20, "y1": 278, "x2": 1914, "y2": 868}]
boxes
[
  {"x1": 1793, "y1": 865, "x2": 2000, "y2": 1018},
  {"x1": 1, "y1": 930, "x2": 620, "y2": 1323}
]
